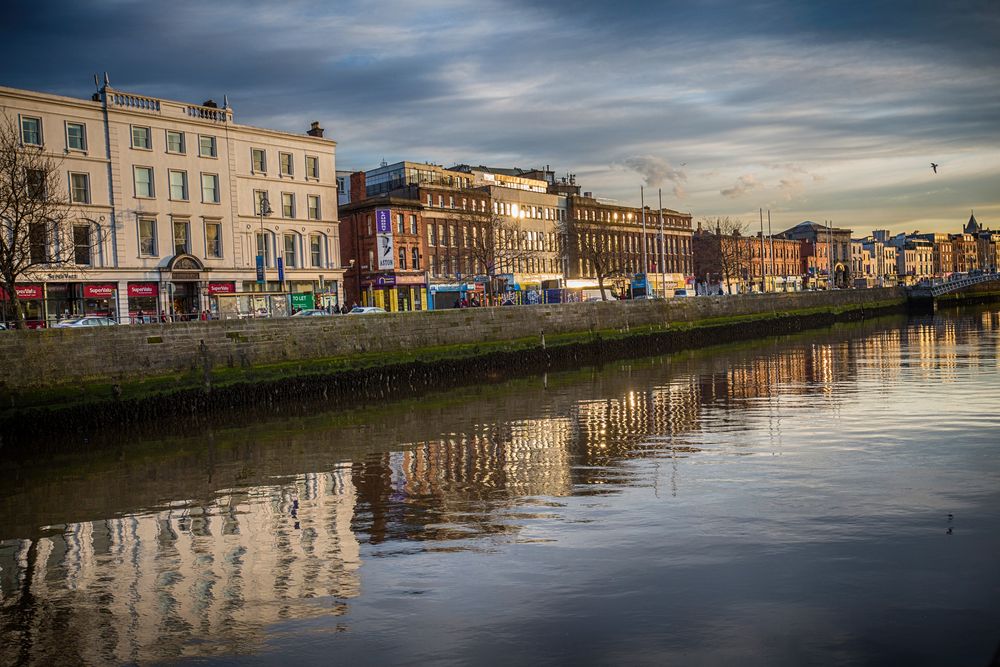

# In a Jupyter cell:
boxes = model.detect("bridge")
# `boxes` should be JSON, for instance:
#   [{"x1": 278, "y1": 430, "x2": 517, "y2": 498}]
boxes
[{"x1": 907, "y1": 271, "x2": 1000, "y2": 299}]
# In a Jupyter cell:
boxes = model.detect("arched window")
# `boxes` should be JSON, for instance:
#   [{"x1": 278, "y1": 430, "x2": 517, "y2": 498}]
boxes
[{"x1": 398, "y1": 247, "x2": 407, "y2": 269}]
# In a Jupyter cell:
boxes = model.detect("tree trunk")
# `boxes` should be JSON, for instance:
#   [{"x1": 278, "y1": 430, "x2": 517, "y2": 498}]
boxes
[{"x1": 597, "y1": 275, "x2": 608, "y2": 301}]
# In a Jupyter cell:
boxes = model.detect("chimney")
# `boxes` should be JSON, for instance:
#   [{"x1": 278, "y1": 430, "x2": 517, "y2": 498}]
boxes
[
  {"x1": 583, "y1": 191, "x2": 592, "y2": 198},
  {"x1": 307, "y1": 121, "x2": 324, "y2": 138},
  {"x1": 350, "y1": 171, "x2": 366, "y2": 202},
  {"x1": 203, "y1": 99, "x2": 218, "y2": 108}
]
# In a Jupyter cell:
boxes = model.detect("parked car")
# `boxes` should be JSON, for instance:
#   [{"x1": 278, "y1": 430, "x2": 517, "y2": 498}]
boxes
[
  {"x1": 348, "y1": 306, "x2": 387, "y2": 314},
  {"x1": 633, "y1": 294, "x2": 665, "y2": 301},
  {"x1": 52, "y1": 316, "x2": 117, "y2": 328},
  {"x1": 672, "y1": 289, "x2": 695, "y2": 297},
  {"x1": 291, "y1": 309, "x2": 331, "y2": 317}
]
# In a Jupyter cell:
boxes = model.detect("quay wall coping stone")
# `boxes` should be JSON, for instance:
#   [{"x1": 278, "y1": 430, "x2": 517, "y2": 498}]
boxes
[{"x1": 0, "y1": 288, "x2": 906, "y2": 392}]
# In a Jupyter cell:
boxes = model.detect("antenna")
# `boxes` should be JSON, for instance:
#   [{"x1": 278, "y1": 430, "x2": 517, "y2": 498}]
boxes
[{"x1": 103, "y1": 72, "x2": 110, "y2": 86}]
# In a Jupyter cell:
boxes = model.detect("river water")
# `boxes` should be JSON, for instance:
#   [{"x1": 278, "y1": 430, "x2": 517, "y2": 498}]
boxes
[{"x1": 2, "y1": 305, "x2": 999, "y2": 666}]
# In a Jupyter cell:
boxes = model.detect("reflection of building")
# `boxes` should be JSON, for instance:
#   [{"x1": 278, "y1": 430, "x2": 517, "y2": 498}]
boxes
[
  {"x1": 0, "y1": 82, "x2": 342, "y2": 326},
  {"x1": 0, "y1": 470, "x2": 360, "y2": 664}
]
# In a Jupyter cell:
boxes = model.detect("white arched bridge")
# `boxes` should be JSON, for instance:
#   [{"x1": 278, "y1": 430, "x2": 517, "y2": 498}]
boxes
[{"x1": 908, "y1": 271, "x2": 1000, "y2": 299}]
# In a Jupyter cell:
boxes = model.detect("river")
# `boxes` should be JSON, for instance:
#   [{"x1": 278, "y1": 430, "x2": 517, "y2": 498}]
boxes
[{"x1": 2, "y1": 305, "x2": 999, "y2": 666}]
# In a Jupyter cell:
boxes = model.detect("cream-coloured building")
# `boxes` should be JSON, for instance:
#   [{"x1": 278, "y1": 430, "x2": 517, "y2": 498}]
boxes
[{"x1": 1, "y1": 81, "x2": 343, "y2": 325}]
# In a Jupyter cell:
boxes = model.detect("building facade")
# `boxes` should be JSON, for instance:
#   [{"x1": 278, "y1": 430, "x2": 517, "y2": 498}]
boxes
[
  {"x1": 1, "y1": 82, "x2": 342, "y2": 325},
  {"x1": 779, "y1": 221, "x2": 853, "y2": 289},
  {"x1": 693, "y1": 227, "x2": 802, "y2": 293}
]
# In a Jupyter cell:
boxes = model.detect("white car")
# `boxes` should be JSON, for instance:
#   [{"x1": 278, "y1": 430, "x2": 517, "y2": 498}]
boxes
[
  {"x1": 53, "y1": 316, "x2": 117, "y2": 328},
  {"x1": 348, "y1": 306, "x2": 387, "y2": 314},
  {"x1": 291, "y1": 309, "x2": 331, "y2": 317}
]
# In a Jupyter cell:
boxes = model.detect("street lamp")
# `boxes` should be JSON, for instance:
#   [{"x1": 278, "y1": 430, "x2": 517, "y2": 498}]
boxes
[{"x1": 257, "y1": 194, "x2": 273, "y2": 287}]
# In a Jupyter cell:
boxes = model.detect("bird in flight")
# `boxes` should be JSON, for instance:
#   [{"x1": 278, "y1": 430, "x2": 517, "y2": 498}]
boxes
[{"x1": 931, "y1": 163, "x2": 939, "y2": 174}]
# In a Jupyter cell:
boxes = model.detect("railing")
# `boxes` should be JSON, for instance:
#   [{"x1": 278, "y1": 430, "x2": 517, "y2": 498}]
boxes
[
  {"x1": 109, "y1": 92, "x2": 161, "y2": 112},
  {"x1": 185, "y1": 105, "x2": 230, "y2": 122},
  {"x1": 909, "y1": 272, "x2": 999, "y2": 297}
]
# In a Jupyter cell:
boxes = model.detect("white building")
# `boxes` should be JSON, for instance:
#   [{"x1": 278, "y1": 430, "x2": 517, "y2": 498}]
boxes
[{"x1": 1, "y1": 80, "x2": 343, "y2": 324}]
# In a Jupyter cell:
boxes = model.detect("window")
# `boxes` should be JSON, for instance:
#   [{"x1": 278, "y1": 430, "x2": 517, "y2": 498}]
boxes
[
  {"x1": 449, "y1": 196, "x2": 455, "y2": 209},
  {"x1": 412, "y1": 248, "x2": 419, "y2": 269},
  {"x1": 280, "y1": 152, "x2": 293, "y2": 176},
  {"x1": 438, "y1": 195, "x2": 444, "y2": 207},
  {"x1": 26, "y1": 169, "x2": 45, "y2": 199},
  {"x1": 138, "y1": 218, "x2": 157, "y2": 255},
  {"x1": 134, "y1": 166, "x2": 154, "y2": 197},
  {"x1": 205, "y1": 221, "x2": 222, "y2": 258},
  {"x1": 283, "y1": 234, "x2": 297, "y2": 267},
  {"x1": 368, "y1": 249, "x2": 375, "y2": 271},
  {"x1": 173, "y1": 219, "x2": 190, "y2": 255},
  {"x1": 256, "y1": 232, "x2": 271, "y2": 265},
  {"x1": 201, "y1": 173, "x2": 219, "y2": 203},
  {"x1": 426, "y1": 194, "x2": 432, "y2": 206},
  {"x1": 66, "y1": 122, "x2": 86, "y2": 151},
  {"x1": 254, "y1": 190, "x2": 270, "y2": 215},
  {"x1": 29, "y1": 223, "x2": 48, "y2": 264},
  {"x1": 251, "y1": 148, "x2": 267, "y2": 173},
  {"x1": 428, "y1": 223, "x2": 436, "y2": 246},
  {"x1": 69, "y1": 172, "x2": 90, "y2": 204},
  {"x1": 307, "y1": 195, "x2": 320, "y2": 220},
  {"x1": 73, "y1": 224, "x2": 91, "y2": 265},
  {"x1": 168, "y1": 170, "x2": 188, "y2": 200},
  {"x1": 282, "y1": 192, "x2": 295, "y2": 218},
  {"x1": 366, "y1": 215, "x2": 372, "y2": 236},
  {"x1": 131, "y1": 126, "x2": 151, "y2": 149},
  {"x1": 399, "y1": 248, "x2": 407, "y2": 269},
  {"x1": 409, "y1": 214, "x2": 417, "y2": 234},
  {"x1": 397, "y1": 213, "x2": 404, "y2": 235},
  {"x1": 310, "y1": 235, "x2": 322, "y2": 267},
  {"x1": 166, "y1": 130, "x2": 185, "y2": 154},
  {"x1": 199, "y1": 135, "x2": 217, "y2": 158},
  {"x1": 306, "y1": 155, "x2": 319, "y2": 179},
  {"x1": 21, "y1": 117, "x2": 42, "y2": 145}
]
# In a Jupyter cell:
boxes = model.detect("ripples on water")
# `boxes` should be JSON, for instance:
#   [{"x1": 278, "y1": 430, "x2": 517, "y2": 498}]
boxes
[{"x1": 2, "y1": 307, "x2": 1000, "y2": 665}]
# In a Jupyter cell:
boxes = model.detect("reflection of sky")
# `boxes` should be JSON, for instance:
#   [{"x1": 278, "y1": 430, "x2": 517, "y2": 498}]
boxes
[
  {"x1": 2, "y1": 308, "x2": 999, "y2": 663},
  {"x1": 2, "y1": 1, "x2": 998, "y2": 232}
]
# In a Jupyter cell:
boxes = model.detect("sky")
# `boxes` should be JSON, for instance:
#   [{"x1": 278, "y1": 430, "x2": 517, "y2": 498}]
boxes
[{"x1": 2, "y1": 0, "x2": 998, "y2": 235}]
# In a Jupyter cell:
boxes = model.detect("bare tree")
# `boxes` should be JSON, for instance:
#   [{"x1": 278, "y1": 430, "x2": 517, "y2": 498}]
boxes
[
  {"x1": 693, "y1": 217, "x2": 752, "y2": 295},
  {"x1": 452, "y1": 193, "x2": 534, "y2": 302},
  {"x1": 1, "y1": 115, "x2": 90, "y2": 325},
  {"x1": 557, "y1": 216, "x2": 626, "y2": 300}
]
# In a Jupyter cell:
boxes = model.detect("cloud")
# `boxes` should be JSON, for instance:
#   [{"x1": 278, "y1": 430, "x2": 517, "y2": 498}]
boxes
[
  {"x1": 776, "y1": 178, "x2": 806, "y2": 201},
  {"x1": 619, "y1": 155, "x2": 688, "y2": 198},
  {"x1": 721, "y1": 175, "x2": 761, "y2": 198}
]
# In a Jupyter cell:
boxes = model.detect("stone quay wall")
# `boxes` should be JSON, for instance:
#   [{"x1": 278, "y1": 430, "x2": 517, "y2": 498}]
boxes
[{"x1": 0, "y1": 288, "x2": 906, "y2": 393}]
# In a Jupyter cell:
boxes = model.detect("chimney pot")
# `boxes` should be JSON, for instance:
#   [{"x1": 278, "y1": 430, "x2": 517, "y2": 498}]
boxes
[
  {"x1": 203, "y1": 99, "x2": 218, "y2": 108},
  {"x1": 307, "y1": 121, "x2": 324, "y2": 137}
]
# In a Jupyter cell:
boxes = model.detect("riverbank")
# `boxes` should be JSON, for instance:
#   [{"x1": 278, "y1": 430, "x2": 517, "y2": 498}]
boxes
[{"x1": 0, "y1": 289, "x2": 910, "y2": 445}]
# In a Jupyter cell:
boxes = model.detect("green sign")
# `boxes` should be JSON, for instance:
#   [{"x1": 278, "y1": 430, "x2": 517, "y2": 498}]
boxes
[{"x1": 290, "y1": 293, "x2": 315, "y2": 310}]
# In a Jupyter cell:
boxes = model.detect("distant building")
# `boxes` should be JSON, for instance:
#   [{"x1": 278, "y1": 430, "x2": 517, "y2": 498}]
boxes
[
  {"x1": 777, "y1": 221, "x2": 853, "y2": 289},
  {"x1": 694, "y1": 225, "x2": 802, "y2": 294}
]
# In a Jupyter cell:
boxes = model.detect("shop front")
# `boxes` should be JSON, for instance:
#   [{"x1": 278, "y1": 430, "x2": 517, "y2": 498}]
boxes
[
  {"x1": 360, "y1": 274, "x2": 427, "y2": 311},
  {"x1": 207, "y1": 281, "x2": 236, "y2": 316},
  {"x1": 128, "y1": 282, "x2": 159, "y2": 323},
  {"x1": 0, "y1": 284, "x2": 45, "y2": 328},
  {"x1": 160, "y1": 254, "x2": 205, "y2": 321}
]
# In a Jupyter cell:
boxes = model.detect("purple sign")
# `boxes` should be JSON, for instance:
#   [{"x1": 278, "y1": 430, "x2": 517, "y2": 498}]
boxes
[{"x1": 375, "y1": 208, "x2": 392, "y2": 234}]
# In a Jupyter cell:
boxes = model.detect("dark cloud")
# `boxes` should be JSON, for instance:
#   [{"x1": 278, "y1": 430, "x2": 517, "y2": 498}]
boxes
[{"x1": 1, "y1": 0, "x2": 998, "y2": 231}]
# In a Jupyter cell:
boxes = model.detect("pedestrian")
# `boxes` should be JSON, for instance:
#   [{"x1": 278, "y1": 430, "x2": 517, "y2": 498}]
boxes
[
  {"x1": 136, "y1": 308, "x2": 144, "y2": 324},
  {"x1": 341, "y1": 303, "x2": 349, "y2": 314},
  {"x1": 200, "y1": 310, "x2": 209, "y2": 321}
]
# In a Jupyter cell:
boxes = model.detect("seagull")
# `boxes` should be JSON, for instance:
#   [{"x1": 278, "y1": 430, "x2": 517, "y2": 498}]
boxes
[{"x1": 931, "y1": 163, "x2": 938, "y2": 174}]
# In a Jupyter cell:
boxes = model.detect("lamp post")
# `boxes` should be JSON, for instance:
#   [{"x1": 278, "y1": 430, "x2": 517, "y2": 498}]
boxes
[{"x1": 257, "y1": 194, "x2": 272, "y2": 288}]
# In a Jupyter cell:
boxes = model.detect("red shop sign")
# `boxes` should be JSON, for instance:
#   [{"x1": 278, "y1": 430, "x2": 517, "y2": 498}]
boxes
[
  {"x1": 0, "y1": 284, "x2": 43, "y2": 300},
  {"x1": 207, "y1": 282, "x2": 235, "y2": 295},
  {"x1": 127, "y1": 283, "x2": 159, "y2": 297},
  {"x1": 83, "y1": 284, "x2": 117, "y2": 299}
]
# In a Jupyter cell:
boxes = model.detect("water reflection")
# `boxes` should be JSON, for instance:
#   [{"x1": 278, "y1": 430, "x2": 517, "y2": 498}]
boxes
[{"x1": 2, "y1": 307, "x2": 999, "y2": 665}]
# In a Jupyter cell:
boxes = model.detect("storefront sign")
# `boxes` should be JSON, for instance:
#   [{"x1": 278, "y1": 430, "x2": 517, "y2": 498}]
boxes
[
  {"x1": 83, "y1": 284, "x2": 116, "y2": 298},
  {"x1": 290, "y1": 292, "x2": 315, "y2": 310},
  {"x1": 172, "y1": 272, "x2": 199, "y2": 280},
  {"x1": 127, "y1": 283, "x2": 159, "y2": 297},
  {"x1": 375, "y1": 274, "x2": 396, "y2": 287},
  {"x1": 208, "y1": 282, "x2": 236, "y2": 295},
  {"x1": 0, "y1": 285, "x2": 43, "y2": 300}
]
